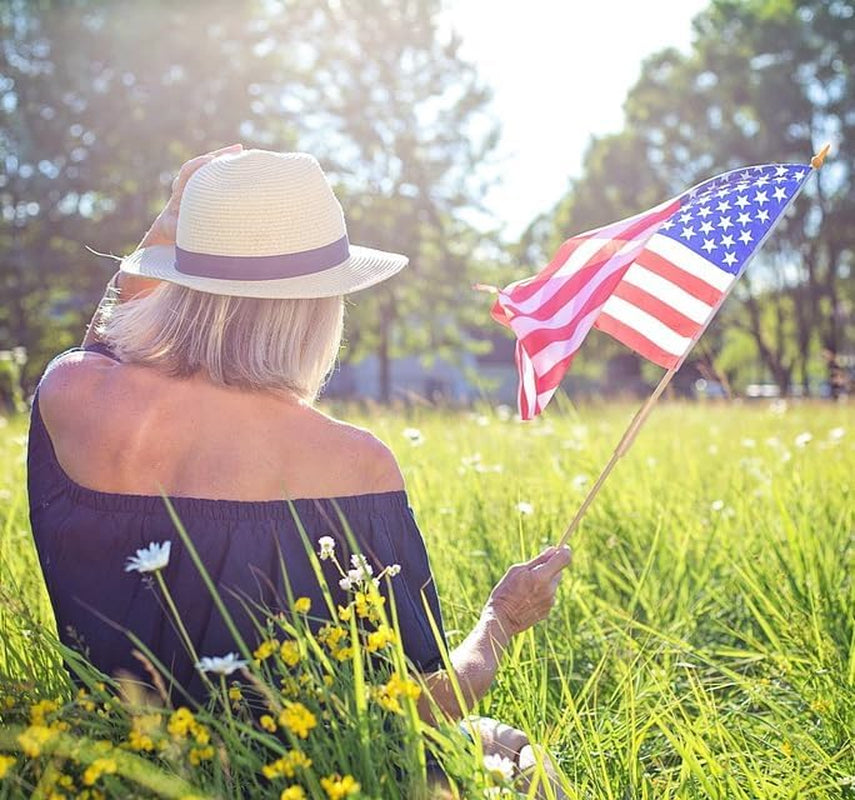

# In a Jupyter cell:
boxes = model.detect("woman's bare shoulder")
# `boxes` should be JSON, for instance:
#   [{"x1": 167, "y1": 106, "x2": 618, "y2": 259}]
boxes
[
  {"x1": 38, "y1": 350, "x2": 118, "y2": 417},
  {"x1": 313, "y1": 413, "x2": 406, "y2": 494},
  {"x1": 37, "y1": 350, "x2": 154, "y2": 444}
]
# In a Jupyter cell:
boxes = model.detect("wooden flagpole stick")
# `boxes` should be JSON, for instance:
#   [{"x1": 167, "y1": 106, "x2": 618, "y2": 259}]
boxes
[
  {"x1": 556, "y1": 144, "x2": 830, "y2": 548},
  {"x1": 557, "y1": 364, "x2": 678, "y2": 546}
]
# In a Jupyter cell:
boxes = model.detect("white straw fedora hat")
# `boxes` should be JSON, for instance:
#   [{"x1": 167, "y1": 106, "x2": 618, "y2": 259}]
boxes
[{"x1": 119, "y1": 149, "x2": 408, "y2": 298}]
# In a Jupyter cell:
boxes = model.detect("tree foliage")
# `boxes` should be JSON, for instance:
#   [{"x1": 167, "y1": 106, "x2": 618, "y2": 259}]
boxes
[
  {"x1": 532, "y1": 0, "x2": 854, "y2": 395},
  {"x1": 0, "y1": 0, "x2": 498, "y2": 398}
]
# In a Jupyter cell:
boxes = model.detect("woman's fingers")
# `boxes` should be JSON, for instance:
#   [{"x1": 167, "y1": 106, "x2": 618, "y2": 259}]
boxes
[
  {"x1": 524, "y1": 547, "x2": 557, "y2": 569},
  {"x1": 206, "y1": 142, "x2": 243, "y2": 158},
  {"x1": 532, "y1": 545, "x2": 572, "y2": 580},
  {"x1": 172, "y1": 144, "x2": 244, "y2": 194}
]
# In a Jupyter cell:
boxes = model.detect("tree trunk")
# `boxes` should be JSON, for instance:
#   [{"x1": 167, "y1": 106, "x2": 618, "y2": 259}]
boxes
[{"x1": 742, "y1": 293, "x2": 793, "y2": 397}]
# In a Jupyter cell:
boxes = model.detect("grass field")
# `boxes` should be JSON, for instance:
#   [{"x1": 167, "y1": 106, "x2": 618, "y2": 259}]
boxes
[{"x1": 1, "y1": 400, "x2": 853, "y2": 798}]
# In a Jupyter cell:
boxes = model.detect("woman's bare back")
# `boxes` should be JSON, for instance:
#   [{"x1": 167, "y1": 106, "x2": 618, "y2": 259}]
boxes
[{"x1": 37, "y1": 350, "x2": 402, "y2": 501}]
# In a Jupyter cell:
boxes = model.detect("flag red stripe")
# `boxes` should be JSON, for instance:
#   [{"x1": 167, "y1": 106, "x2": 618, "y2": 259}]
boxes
[
  {"x1": 635, "y1": 249, "x2": 724, "y2": 306},
  {"x1": 532, "y1": 351, "x2": 576, "y2": 394},
  {"x1": 504, "y1": 235, "x2": 593, "y2": 304},
  {"x1": 611, "y1": 282, "x2": 703, "y2": 338},
  {"x1": 519, "y1": 265, "x2": 630, "y2": 355},
  {"x1": 594, "y1": 312, "x2": 681, "y2": 369}
]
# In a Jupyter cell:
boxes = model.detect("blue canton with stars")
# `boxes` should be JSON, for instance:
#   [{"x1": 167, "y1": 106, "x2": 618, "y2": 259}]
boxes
[{"x1": 658, "y1": 164, "x2": 811, "y2": 275}]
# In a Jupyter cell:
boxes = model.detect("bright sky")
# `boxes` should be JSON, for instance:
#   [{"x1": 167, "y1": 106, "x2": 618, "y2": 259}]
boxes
[{"x1": 445, "y1": 0, "x2": 711, "y2": 239}]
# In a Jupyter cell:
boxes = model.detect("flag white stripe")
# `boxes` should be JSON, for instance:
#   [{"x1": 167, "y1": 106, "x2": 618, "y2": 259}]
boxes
[
  {"x1": 622, "y1": 264, "x2": 714, "y2": 324},
  {"x1": 645, "y1": 234, "x2": 733, "y2": 292},
  {"x1": 536, "y1": 385, "x2": 560, "y2": 411},
  {"x1": 529, "y1": 306, "x2": 603, "y2": 376},
  {"x1": 600, "y1": 296, "x2": 693, "y2": 356},
  {"x1": 517, "y1": 341, "x2": 537, "y2": 415}
]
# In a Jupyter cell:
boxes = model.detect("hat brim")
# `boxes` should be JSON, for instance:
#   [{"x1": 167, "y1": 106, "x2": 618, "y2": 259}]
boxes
[{"x1": 119, "y1": 244, "x2": 408, "y2": 299}]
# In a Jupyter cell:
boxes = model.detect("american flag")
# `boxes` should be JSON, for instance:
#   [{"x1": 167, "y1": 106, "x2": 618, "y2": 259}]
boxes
[{"x1": 489, "y1": 163, "x2": 813, "y2": 419}]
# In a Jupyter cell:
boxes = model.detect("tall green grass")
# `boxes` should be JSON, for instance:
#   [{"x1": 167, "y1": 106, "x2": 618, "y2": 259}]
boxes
[{"x1": 1, "y1": 400, "x2": 853, "y2": 798}]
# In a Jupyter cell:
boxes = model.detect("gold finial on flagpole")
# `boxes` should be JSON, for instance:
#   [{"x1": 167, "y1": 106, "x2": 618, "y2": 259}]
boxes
[{"x1": 811, "y1": 143, "x2": 831, "y2": 169}]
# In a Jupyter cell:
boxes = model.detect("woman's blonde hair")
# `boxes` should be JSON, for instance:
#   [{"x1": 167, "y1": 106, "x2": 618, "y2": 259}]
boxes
[{"x1": 99, "y1": 283, "x2": 344, "y2": 402}]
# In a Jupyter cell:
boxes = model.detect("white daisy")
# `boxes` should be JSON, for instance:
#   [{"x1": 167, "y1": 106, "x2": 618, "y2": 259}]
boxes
[
  {"x1": 483, "y1": 753, "x2": 515, "y2": 782},
  {"x1": 195, "y1": 653, "x2": 249, "y2": 675},
  {"x1": 125, "y1": 541, "x2": 171, "y2": 574},
  {"x1": 572, "y1": 474, "x2": 590, "y2": 490},
  {"x1": 350, "y1": 554, "x2": 374, "y2": 579},
  {"x1": 318, "y1": 536, "x2": 336, "y2": 560},
  {"x1": 794, "y1": 431, "x2": 813, "y2": 448},
  {"x1": 515, "y1": 501, "x2": 534, "y2": 515},
  {"x1": 402, "y1": 427, "x2": 424, "y2": 445}
]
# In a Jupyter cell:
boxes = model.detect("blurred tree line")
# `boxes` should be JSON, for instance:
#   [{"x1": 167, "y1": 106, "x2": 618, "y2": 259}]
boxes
[
  {"x1": 0, "y1": 0, "x2": 504, "y2": 400},
  {"x1": 520, "y1": 0, "x2": 854, "y2": 397},
  {"x1": 1, "y1": 0, "x2": 853, "y2": 402}
]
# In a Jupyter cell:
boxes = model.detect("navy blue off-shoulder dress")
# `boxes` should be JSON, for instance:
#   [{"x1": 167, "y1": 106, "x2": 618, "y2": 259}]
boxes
[{"x1": 27, "y1": 345, "x2": 445, "y2": 702}]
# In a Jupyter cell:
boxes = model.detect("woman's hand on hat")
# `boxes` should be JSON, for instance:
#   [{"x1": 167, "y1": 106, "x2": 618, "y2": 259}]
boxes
[
  {"x1": 138, "y1": 143, "x2": 244, "y2": 250},
  {"x1": 484, "y1": 545, "x2": 572, "y2": 638}
]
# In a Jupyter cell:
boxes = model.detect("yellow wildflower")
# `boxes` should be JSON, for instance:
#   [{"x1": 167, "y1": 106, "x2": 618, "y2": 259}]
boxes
[
  {"x1": 366, "y1": 625, "x2": 396, "y2": 652},
  {"x1": 281, "y1": 676, "x2": 300, "y2": 698},
  {"x1": 228, "y1": 685, "x2": 243, "y2": 703},
  {"x1": 337, "y1": 605, "x2": 352, "y2": 623},
  {"x1": 167, "y1": 707, "x2": 209, "y2": 744},
  {"x1": 254, "y1": 639, "x2": 279, "y2": 662},
  {"x1": 82, "y1": 757, "x2": 117, "y2": 786},
  {"x1": 333, "y1": 647, "x2": 355, "y2": 661},
  {"x1": 29, "y1": 698, "x2": 59, "y2": 725},
  {"x1": 0, "y1": 755, "x2": 16, "y2": 779},
  {"x1": 128, "y1": 713, "x2": 161, "y2": 751},
  {"x1": 294, "y1": 597, "x2": 311, "y2": 614},
  {"x1": 260, "y1": 714, "x2": 277, "y2": 733},
  {"x1": 281, "y1": 787, "x2": 306, "y2": 800},
  {"x1": 168, "y1": 707, "x2": 195, "y2": 738},
  {"x1": 262, "y1": 750, "x2": 312, "y2": 779},
  {"x1": 76, "y1": 688, "x2": 97, "y2": 713},
  {"x1": 354, "y1": 590, "x2": 385, "y2": 621},
  {"x1": 317, "y1": 623, "x2": 348, "y2": 652},
  {"x1": 280, "y1": 640, "x2": 301, "y2": 667},
  {"x1": 189, "y1": 745, "x2": 215, "y2": 766},
  {"x1": 375, "y1": 673, "x2": 421, "y2": 714},
  {"x1": 781, "y1": 740, "x2": 793, "y2": 757},
  {"x1": 18, "y1": 725, "x2": 57, "y2": 757},
  {"x1": 128, "y1": 729, "x2": 154, "y2": 752},
  {"x1": 278, "y1": 702, "x2": 317, "y2": 739},
  {"x1": 192, "y1": 722, "x2": 210, "y2": 746},
  {"x1": 810, "y1": 698, "x2": 831, "y2": 715},
  {"x1": 320, "y1": 774, "x2": 361, "y2": 799}
]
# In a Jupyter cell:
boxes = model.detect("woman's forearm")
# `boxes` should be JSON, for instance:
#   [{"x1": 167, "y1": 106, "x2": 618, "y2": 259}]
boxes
[{"x1": 417, "y1": 604, "x2": 511, "y2": 723}]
